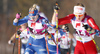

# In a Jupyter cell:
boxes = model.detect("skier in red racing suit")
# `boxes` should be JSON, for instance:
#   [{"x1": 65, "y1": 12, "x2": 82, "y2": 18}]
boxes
[{"x1": 52, "y1": 3, "x2": 100, "y2": 54}]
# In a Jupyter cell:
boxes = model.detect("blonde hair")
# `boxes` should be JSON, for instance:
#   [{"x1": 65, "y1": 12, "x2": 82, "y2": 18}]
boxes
[
  {"x1": 29, "y1": 4, "x2": 37, "y2": 11},
  {"x1": 75, "y1": 3, "x2": 84, "y2": 7}
]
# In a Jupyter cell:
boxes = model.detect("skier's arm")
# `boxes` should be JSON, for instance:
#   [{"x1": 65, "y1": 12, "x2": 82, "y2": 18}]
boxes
[
  {"x1": 41, "y1": 17, "x2": 50, "y2": 27},
  {"x1": 52, "y1": 12, "x2": 75, "y2": 25},
  {"x1": 87, "y1": 18, "x2": 100, "y2": 36},
  {"x1": 8, "y1": 33, "x2": 16, "y2": 44},
  {"x1": 87, "y1": 18, "x2": 100, "y2": 30},
  {"x1": 10, "y1": 33, "x2": 16, "y2": 41},
  {"x1": 58, "y1": 14, "x2": 75, "y2": 25},
  {"x1": 13, "y1": 16, "x2": 29, "y2": 26},
  {"x1": 68, "y1": 32, "x2": 74, "y2": 38},
  {"x1": 52, "y1": 9, "x2": 57, "y2": 25}
]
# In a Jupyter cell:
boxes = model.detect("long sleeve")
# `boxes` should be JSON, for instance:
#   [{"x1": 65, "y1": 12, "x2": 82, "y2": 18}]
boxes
[
  {"x1": 58, "y1": 14, "x2": 75, "y2": 25},
  {"x1": 87, "y1": 17, "x2": 100, "y2": 36},
  {"x1": 13, "y1": 16, "x2": 29, "y2": 26},
  {"x1": 87, "y1": 18, "x2": 100, "y2": 31}
]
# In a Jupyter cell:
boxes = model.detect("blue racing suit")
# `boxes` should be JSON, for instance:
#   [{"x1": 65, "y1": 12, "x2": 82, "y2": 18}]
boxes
[{"x1": 13, "y1": 15, "x2": 50, "y2": 54}]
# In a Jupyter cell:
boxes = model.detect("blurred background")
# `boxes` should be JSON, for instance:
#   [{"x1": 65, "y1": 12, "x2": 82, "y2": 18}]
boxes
[{"x1": 0, "y1": 0, "x2": 100, "y2": 54}]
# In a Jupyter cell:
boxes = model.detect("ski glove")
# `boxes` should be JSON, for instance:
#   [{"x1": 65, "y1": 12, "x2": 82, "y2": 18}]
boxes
[
  {"x1": 17, "y1": 30, "x2": 21, "y2": 35},
  {"x1": 83, "y1": 24, "x2": 95, "y2": 34},
  {"x1": 29, "y1": 27, "x2": 33, "y2": 32},
  {"x1": 64, "y1": 25, "x2": 69, "y2": 32},
  {"x1": 8, "y1": 40, "x2": 13, "y2": 44},
  {"x1": 54, "y1": 2, "x2": 60, "y2": 10},
  {"x1": 83, "y1": 24, "x2": 92, "y2": 31},
  {"x1": 16, "y1": 13, "x2": 21, "y2": 19}
]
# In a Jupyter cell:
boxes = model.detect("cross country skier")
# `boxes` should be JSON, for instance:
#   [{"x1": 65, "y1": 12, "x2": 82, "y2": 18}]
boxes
[
  {"x1": 60, "y1": 24, "x2": 72, "y2": 54},
  {"x1": 46, "y1": 26, "x2": 61, "y2": 54},
  {"x1": 8, "y1": 23, "x2": 30, "y2": 54},
  {"x1": 13, "y1": 4, "x2": 50, "y2": 54},
  {"x1": 52, "y1": 3, "x2": 100, "y2": 54},
  {"x1": 46, "y1": 23, "x2": 74, "y2": 54}
]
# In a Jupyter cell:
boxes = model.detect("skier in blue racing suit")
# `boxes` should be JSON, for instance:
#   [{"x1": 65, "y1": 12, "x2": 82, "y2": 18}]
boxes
[{"x1": 13, "y1": 4, "x2": 50, "y2": 54}]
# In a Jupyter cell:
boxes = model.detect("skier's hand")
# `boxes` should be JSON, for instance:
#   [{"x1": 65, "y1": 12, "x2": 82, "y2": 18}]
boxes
[
  {"x1": 17, "y1": 30, "x2": 21, "y2": 35},
  {"x1": 16, "y1": 13, "x2": 21, "y2": 19},
  {"x1": 29, "y1": 27, "x2": 33, "y2": 31},
  {"x1": 64, "y1": 25, "x2": 69, "y2": 32},
  {"x1": 54, "y1": 2, "x2": 60, "y2": 10},
  {"x1": 8, "y1": 40, "x2": 13, "y2": 44},
  {"x1": 83, "y1": 24, "x2": 95, "y2": 34},
  {"x1": 83, "y1": 24, "x2": 89, "y2": 30},
  {"x1": 95, "y1": 30, "x2": 100, "y2": 37},
  {"x1": 57, "y1": 37, "x2": 61, "y2": 42}
]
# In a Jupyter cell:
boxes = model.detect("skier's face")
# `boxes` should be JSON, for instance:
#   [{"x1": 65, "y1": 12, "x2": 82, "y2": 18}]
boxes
[
  {"x1": 29, "y1": 15, "x2": 38, "y2": 22},
  {"x1": 75, "y1": 13, "x2": 85, "y2": 21},
  {"x1": 20, "y1": 23, "x2": 27, "y2": 27},
  {"x1": 73, "y1": 6, "x2": 85, "y2": 21}
]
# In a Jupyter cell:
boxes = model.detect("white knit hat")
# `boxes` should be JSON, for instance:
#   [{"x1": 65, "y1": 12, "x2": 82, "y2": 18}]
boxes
[{"x1": 73, "y1": 6, "x2": 85, "y2": 15}]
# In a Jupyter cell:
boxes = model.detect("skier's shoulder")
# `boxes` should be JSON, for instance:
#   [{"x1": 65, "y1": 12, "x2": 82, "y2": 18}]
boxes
[
  {"x1": 67, "y1": 14, "x2": 75, "y2": 18},
  {"x1": 68, "y1": 14, "x2": 75, "y2": 16},
  {"x1": 23, "y1": 15, "x2": 29, "y2": 20},
  {"x1": 85, "y1": 15, "x2": 94, "y2": 22},
  {"x1": 39, "y1": 16, "x2": 49, "y2": 23},
  {"x1": 39, "y1": 15, "x2": 46, "y2": 19},
  {"x1": 63, "y1": 14, "x2": 75, "y2": 20},
  {"x1": 85, "y1": 14, "x2": 92, "y2": 19}
]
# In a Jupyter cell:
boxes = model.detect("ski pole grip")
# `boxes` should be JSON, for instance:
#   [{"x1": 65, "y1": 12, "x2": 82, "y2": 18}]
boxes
[{"x1": 54, "y1": 2, "x2": 60, "y2": 10}]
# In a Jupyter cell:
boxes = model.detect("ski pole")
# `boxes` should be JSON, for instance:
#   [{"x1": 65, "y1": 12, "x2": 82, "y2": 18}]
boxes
[
  {"x1": 17, "y1": 13, "x2": 21, "y2": 54},
  {"x1": 45, "y1": 30, "x2": 49, "y2": 54},
  {"x1": 55, "y1": 2, "x2": 59, "y2": 54},
  {"x1": 90, "y1": 34, "x2": 100, "y2": 51},
  {"x1": 18, "y1": 33, "x2": 21, "y2": 54},
  {"x1": 49, "y1": 34, "x2": 61, "y2": 52},
  {"x1": 83, "y1": 24, "x2": 100, "y2": 51},
  {"x1": 15, "y1": 13, "x2": 21, "y2": 54},
  {"x1": 12, "y1": 33, "x2": 17, "y2": 54}
]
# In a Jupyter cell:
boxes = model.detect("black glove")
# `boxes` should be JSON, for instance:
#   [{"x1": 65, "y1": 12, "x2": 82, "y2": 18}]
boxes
[
  {"x1": 54, "y1": 2, "x2": 60, "y2": 10},
  {"x1": 64, "y1": 25, "x2": 69, "y2": 32},
  {"x1": 83, "y1": 24, "x2": 92, "y2": 31},
  {"x1": 17, "y1": 30, "x2": 21, "y2": 35},
  {"x1": 29, "y1": 27, "x2": 33, "y2": 32},
  {"x1": 83, "y1": 25, "x2": 89, "y2": 30}
]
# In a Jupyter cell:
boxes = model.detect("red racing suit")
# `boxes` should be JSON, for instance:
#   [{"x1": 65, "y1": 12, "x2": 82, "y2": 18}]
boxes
[{"x1": 58, "y1": 14, "x2": 100, "y2": 54}]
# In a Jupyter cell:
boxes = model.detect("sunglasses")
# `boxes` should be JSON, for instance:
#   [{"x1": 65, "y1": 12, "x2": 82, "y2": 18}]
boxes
[
  {"x1": 30, "y1": 16, "x2": 37, "y2": 19},
  {"x1": 75, "y1": 14, "x2": 83, "y2": 17}
]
